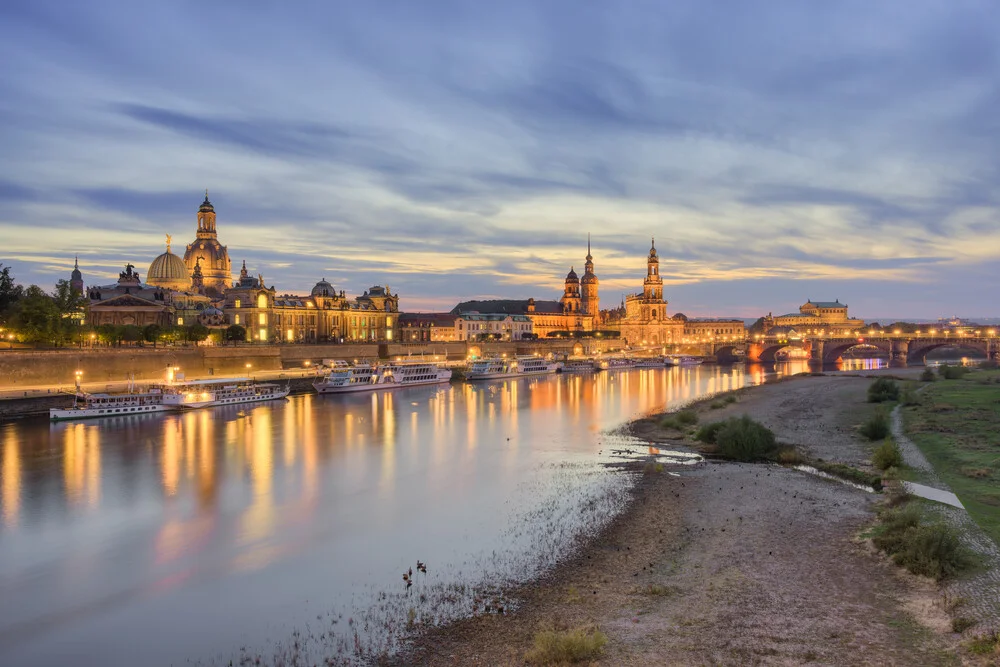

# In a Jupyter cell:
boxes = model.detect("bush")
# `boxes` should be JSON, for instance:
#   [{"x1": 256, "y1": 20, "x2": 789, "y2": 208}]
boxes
[
  {"x1": 709, "y1": 400, "x2": 725, "y2": 410},
  {"x1": 724, "y1": 394, "x2": 737, "y2": 404},
  {"x1": 872, "y1": 437, "x2": 903, "y2": 470},
  {"x1": 938, "y1": 364, "x2": 969, "y2": 380},
  {"x1": 525, "y1": 626, "x2": 607, "y2": 665},
  {"x1": 979, "y1": 359, "x2": 999, "y2": 370},
  {"x1": 867, "y1": 377, "x2": 900, "y2": 403},
  {"x1": 860, "y1": 409, "x2": 891, "y2": 441},
  {"x1": 715, "y1": 415, "x2": 778, "y2": 461},
  {"x1": 676, "y1": 409, "x2": 698, "y2": 426},
  {"x1": 920, "y1": 367, "x2": 936, "y2": 382},
  {"x1": 695, "y1": 421, "x2": 725, "y2": 444},
  {"x1": 872, "y1": 507, "x2": 974, "y2": 581}
]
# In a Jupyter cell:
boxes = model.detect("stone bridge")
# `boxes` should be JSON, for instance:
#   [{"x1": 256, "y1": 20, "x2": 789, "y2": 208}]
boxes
[{"x1": 748, "y1": 335, "x2": 1000, "y2": 365}]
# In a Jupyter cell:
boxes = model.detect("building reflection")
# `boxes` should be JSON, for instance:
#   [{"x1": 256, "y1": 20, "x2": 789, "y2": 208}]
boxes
[{"x1": 63, "y1": 423, "x2": 101, "y2": 509}]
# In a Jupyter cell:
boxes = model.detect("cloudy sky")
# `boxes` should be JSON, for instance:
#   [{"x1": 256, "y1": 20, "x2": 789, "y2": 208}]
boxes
[{"x1": 1, "y1": 1, "x2": 999, "y2": 318}]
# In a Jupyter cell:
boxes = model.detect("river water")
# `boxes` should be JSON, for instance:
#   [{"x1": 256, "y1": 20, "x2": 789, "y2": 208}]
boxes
[{"x1": 0, "y1": 362, "x2": 828, "y2": 666}]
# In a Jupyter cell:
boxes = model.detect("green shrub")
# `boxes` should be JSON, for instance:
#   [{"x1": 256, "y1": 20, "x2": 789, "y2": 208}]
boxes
[
  {"x1": 872, "y1": 437, "x2": 903, "y2": 470},
  {"x1": 525, "y1": 626, "x2": 607, "y2": 665},
  {"x1": 715, "y1": 415, "x2": 778, "y2": 461},
  {"x1": 695, "y1": 421, "x2": 725, "y2": 444},
  {"x1": 867, "y1": 377, "x2": 900, "y2": 403},
  {"x1": 920, "y1": 367, "x2": 936, "y2": 382},
  {"x1": 938, "y1": 364, "x2": 969, "y2": 380},
  {"x1": 709, "y1": 400, "x2": 725, "y2": 410},
  {"x1": 658, "y1": 415, "x2": 679, "y2": 430},
  {"x1": 900, "y1": 383, "x2": 920, "y2": 406},
  {"x1": 676, "y1": 409, "x2": 698, "y2": 426},
  {"x1": 860, "y1": 409, "x2": 891, "y2": 441},
  {"x1": 872, "y1": 506, "x2": 974, "y2": 581},
  {"x1": 724, "y1": 394, "x2": 737, "y2": 404}
]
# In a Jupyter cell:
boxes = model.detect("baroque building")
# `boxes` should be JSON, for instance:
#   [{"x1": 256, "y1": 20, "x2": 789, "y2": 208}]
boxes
[
  {"x1": 183, "y1": 192, "x2": 232, "y2": 296},
  {"x1": 763, "y1": 300, "x2": 864, "y2": 334},
  {"x1": 451, "y1": 238, "x2": 599, "y2": 337},
  {"x1": 86, "y1": 264, "x2": 174, "y2": 328},
  {"x1": 614, "y1": 239, "x2": 682, "y2": 346},
  {"x1": 147, "y1": 236, "x2": 192, "y2": 292}
]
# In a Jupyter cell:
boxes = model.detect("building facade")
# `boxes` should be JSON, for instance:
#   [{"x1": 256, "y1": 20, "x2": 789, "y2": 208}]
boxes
[
  {"x1": 614, "y1": 240, "x2": 683, "y2": 346},
  {"x1": 86, "y1": 264, "x2": 175, "y2": 328},
  {"x1": 399, "y1": 313, "x2": 459, "y2": 342},
  {"x1": 455, "y1": 313, "x2": 533, "y2": 341},
  {"x1": 764, "y1": 300, "x2": 864, "y2": 334}
]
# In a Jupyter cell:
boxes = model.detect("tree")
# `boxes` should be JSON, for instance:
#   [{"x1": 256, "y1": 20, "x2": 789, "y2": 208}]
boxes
[
  {"x1": 96, "y1": 323, "x2": 124, "y2": 346},
  {"x1": 122, "y1": 325, "x2": 143, "y2": 345},
  {"x1": 9, "y1": 285, "x2": 61, "y2": 345},
  {"x1": 0, "y1": 264, "x2": 24, "y2": 325},
  {"x1": 143, "y1": 324, "x2": 162, "y2": 347},
  {"x1": 225, "y1": 324, "x2": 246, "y2": 344},
  {"x1": 887, "y1": 321, "x2": 919, "y2": 334},
  {"x1": 186, "y1": 323, "x2": 209, "y2": 343}
]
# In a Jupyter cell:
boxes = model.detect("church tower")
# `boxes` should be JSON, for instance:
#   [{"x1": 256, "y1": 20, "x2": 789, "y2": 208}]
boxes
[
  {"x1": 643, "y1": 238, "x2": 663, "y2": 302},
  {"x1": 70, "y1": 256, "x2": 84, "y2": 294},
  {"x1": 184, "y1": 191, "x2": 233, "y2": 297},
  {"x1": 560, "y1": 266, "x2": 581, "y2": 313},
  {"x1": 581, "y1": 234, "x2": 599, "y2": 319}
]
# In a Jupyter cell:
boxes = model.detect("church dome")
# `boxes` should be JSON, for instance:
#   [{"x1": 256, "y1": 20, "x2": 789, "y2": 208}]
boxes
[
  {"x1": 581, "y1": 272, "x2": 598, "y2": 285},
  {"x1": 311, "y1": 278, "x2": 335, "y2": 297},
  {"x1": 199, "y1": 193, "x2": 215, "y2": 213},
  {"x1": 565, "y1": 267, "x2": 579, "y2": 283},
  {"x1": 148, "y1": 241, "x2": 191, "y2": 291}
]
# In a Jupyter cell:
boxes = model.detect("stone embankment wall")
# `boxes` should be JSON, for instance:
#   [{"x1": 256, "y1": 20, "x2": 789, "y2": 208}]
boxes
[{"x1": 0, "y1": 339, "x2": 628, "y2": 389}]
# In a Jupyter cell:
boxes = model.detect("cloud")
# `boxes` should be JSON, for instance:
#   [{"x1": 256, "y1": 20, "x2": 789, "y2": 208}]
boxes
[{"x1": 1, "y1": 1, "x2": 1000, "y2": 317}]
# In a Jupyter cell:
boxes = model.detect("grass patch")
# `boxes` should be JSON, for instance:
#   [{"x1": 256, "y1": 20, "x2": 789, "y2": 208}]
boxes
[
  {"x1": 659, "y1": 409, "x2": 698, "y2": 430},
  {"x1": 937, "y1": 364, "x2": 970, "y2": 380},
  {"x1": 900, "y1": 383, "x2": 921, "y2": 406},
  {"x1": 859, "y1": 408, "x2": 891, "y2": 440},
  {"x1": 715, "y1": 415, "x2": 778, "y2": 461},
  {"x1": 709, "y1": 400, "x2": 725, "y2": 409},
  {"x1": 868, "y1": 377, "x2": 900, "y2": 403},
  {"x1": 695, "y1": 421, "x2": 725, "y2": 444},
  {"x1": 967, "y1": 630, "x2": 999, "y2": 656},
  {"x1": 724, "y1": 394, "x2": 737, "y2": 404},
  {"x1": 872, "y1": 437, "x2": 904, "y2": 471},
  {"x1": 871, "y1": 506, "x2": 975, "y2": 581},
  {"x1": 920, "y1": 367, "x2": 937, "y2": 382},
  {"x1": 525, "y1": 626, "x2": 608, "y2": 665},
  {"x1": 902, "y1": 372, "x2": 1000, "y2": 545},
  {"x1": 951, "y1": 616, "x2": 976, "y2": 633},
  {"x1": 776, "y1": 447, "x2": 804, "y2": 465}
]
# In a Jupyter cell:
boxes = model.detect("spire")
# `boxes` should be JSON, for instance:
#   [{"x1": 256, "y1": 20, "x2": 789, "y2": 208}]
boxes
[
  {"x1": 587, "y1": 233, "x2": 592, "y2": 260},
  {"x1": 74, "y1": 255, "x2": 79, "y2": 269},
  {"x1": 651, "y1": 236, "x2": 655, "y2": 251}
]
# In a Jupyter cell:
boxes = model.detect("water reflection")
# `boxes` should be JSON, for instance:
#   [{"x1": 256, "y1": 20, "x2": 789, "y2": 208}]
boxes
[{"x1": 2, "y1": 366, "x2": 770, "y2": 666}]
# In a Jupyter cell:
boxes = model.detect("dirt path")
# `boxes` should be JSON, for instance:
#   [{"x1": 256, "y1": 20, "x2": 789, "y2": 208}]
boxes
[{"x1": 403, "y1": 374, "x2": 966, "y2": 666}]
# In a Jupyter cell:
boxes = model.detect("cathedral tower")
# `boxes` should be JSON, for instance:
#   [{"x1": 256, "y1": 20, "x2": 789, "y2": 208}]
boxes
[
  {"x1": 560, "y1": 266, "x2": 581, "y2": 313},
  {"x1": 580, "y1": 234, "x2": 599, "y2": 319},
  {"x1": 70, "y1": 256, "x2": 84, "y2": 294},
  {"x1": 643, "y1": 238, "x2": 663, "y2": 302},
  {"x1": 183, "y1": 191, "x2": 233, "y2": 297}
]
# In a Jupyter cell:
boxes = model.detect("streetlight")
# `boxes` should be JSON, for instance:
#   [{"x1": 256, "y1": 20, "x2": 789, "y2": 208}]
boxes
[
  {"x1": 7, "y1": 333, "x2": 13, "y2": 349},
  {"x1": 74, "y1": 370, "x2": 83, "y2": 393}
]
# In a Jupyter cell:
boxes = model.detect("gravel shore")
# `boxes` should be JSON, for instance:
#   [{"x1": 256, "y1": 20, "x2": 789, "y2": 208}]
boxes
[{"x1": 402, "y1": 374, "x2": 987, "y2": 666}]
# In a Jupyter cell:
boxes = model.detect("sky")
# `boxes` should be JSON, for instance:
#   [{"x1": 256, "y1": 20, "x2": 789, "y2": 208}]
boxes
[{"x1": 1, "y1": 1, "x2": 999, "y2": 319}]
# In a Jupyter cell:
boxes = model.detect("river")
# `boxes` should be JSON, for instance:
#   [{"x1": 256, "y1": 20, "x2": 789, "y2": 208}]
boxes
[{"x1": 0, "y1": 362, "x2": 836, "y2": 665}]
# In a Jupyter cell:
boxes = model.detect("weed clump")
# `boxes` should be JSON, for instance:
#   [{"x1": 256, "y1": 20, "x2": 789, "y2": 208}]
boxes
[
  {"x1": 920, "y1": 367, "x2": 937, "y2": 382},
  {"x1": 967, "y1": 631, "x2": 999, "y2": 656},
  {"x1": 872, "y1": 437, "x2": 904, "y2": 470},
  {"x1": 867, "y1": 377, "x2": 900, "y2": 403},
  {"x1": 695, "y1": 421, "x2": 725, "y2": 444},
  {"x1": 900, "y1": 383, "x2": 920, "y2": 406},
  {"x1": 709, "y1": 400, "x2": 725, "y2": 410},
  {"x1": 525, "y1": 626, "x2": 608, "y2": 665},
  {"x1": 872, "y1": 506, "x2": 974, "y2": 581},
  {"x1": 860, "y1": 409, "x2": 891, "y2": 441},
  {"x1": 724, "y1": 394, "x2": 737, "y2": 404},
  {"x1": 715, "y1": 415, "x2": 778, "y2": 461}
]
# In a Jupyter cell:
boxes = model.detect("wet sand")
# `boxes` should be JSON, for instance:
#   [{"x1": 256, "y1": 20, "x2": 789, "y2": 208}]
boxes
[{"x1": 402, "y1": 374, "x2": 970, "y2": 666}]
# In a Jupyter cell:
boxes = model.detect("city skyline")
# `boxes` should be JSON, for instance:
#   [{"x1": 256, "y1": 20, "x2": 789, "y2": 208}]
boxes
[{"x1": 3, "y1": 2, "x2": 1000, "y2": 318}]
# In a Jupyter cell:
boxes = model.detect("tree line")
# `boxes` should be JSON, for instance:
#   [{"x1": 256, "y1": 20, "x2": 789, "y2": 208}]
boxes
[{"x1": 0, "y1": 264, "x2": 247, "y2": 347}]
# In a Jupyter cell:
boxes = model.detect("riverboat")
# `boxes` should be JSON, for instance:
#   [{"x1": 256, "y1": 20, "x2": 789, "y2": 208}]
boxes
[
  {"x1": 161, "y1": 377, "x2": 290, "y2": 408},
  {"x1": 676, "y1": 356, "x2": 704, "y2": 366},
  {"x1": 313, "y1": 361, "x2": 452, "y2": 394},
  {"x1": 561, "y1": 360, "x2": 596, "y2": 373},
  {"x1": 49, "y1": 390, "x2": 173, "y2": 421},
  {"x1": 633, "y1": 357, "x2": 667, "y2": 368},
  {"x1": 602, "y1": 357, "x2": 635, "y2": 370},
  {"x1": 466, "y1": 356, "x2": 559, "y2": 380}
]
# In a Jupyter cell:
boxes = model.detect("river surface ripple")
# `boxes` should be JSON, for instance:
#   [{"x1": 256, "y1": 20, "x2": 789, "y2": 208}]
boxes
[{"x1": 0, "y1": 364, "x2": 816, "y2": 665}]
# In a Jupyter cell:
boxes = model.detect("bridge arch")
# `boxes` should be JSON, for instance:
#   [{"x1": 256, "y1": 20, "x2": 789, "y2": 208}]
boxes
[
  {"x1": 907, "y1": 341, "x2": 988, "y2": 365},
  {"x1": 821, "y1": 340, "x2": 892, "y2": 364}
]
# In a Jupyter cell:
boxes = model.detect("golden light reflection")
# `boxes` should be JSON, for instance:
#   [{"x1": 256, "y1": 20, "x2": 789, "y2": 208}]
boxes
[
  {"x1": 236, "y1": 407, "x2": 276, "y2": 571},
  {"x1": 63, "y1": 423, "x2": 101, "y2": 508},
  {"x1": 162, "y1": 420, "x2": 181, "y2": 497},
  {"x1": 2, "y1": 430, "x2": 21, "y2": 528}
]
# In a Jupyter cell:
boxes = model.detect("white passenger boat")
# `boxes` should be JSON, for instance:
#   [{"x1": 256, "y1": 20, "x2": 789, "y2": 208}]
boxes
[
  {"x1": 466, "y1": 356, "x2": 559, "y2": 380},
  {"x1": 161, "y1": 377, "x2": 290, "y2": 408},
  {"x1": 602, "y1": 357, "x2": 635, "y2": 370},
  {"x1": 561, "y1": 360, "x2": 597, "y2": 373},
  {"x1": 313, "y1": 360, "x2": 452, "y2": 394},
  {"x1": 633, "y1": 357, "x2": 667, "y2": 368},
  {"x1": 677, "y1": 356, "x2": 703, "y2": 366},
  {"x1": 592, "y1": 358, "x2": 610, "y2": 371},
  {"x1": 50, "y1": 390, "x2": 173, "y2": 421}
]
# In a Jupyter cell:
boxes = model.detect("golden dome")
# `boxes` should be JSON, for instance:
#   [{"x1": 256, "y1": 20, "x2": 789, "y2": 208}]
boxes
[{"x1": 148, "y1": 237, "x2": 191, "y2": 291}]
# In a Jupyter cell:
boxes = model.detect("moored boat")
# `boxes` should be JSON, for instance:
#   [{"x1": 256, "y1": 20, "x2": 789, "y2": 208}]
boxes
[
  {"x1": 633, "y1": 357, "x2": 667, "y2": 368},
  {"x1": 49, "y1": 390, "x2": 172, "y2": 421},
  {"x1": 466, "y1": 355, "x2": 559, "y2": 380},
  {"x1": 161, "y1": 377, "x2": 290, "y2": 408},
  {"x1": 313, "y1": 360, "x2": 451, "y2": 394}
]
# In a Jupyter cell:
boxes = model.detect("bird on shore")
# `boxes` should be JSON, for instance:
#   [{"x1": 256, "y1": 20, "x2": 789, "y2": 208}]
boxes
[{"x1": 416, "y1": 561, "x2": 427, "y2": 574}]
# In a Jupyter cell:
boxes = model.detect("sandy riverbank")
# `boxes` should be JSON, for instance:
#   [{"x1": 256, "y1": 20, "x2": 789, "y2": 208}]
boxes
[{"x1": 401, "y1": 373, "x2": 983, "y2": 665}]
